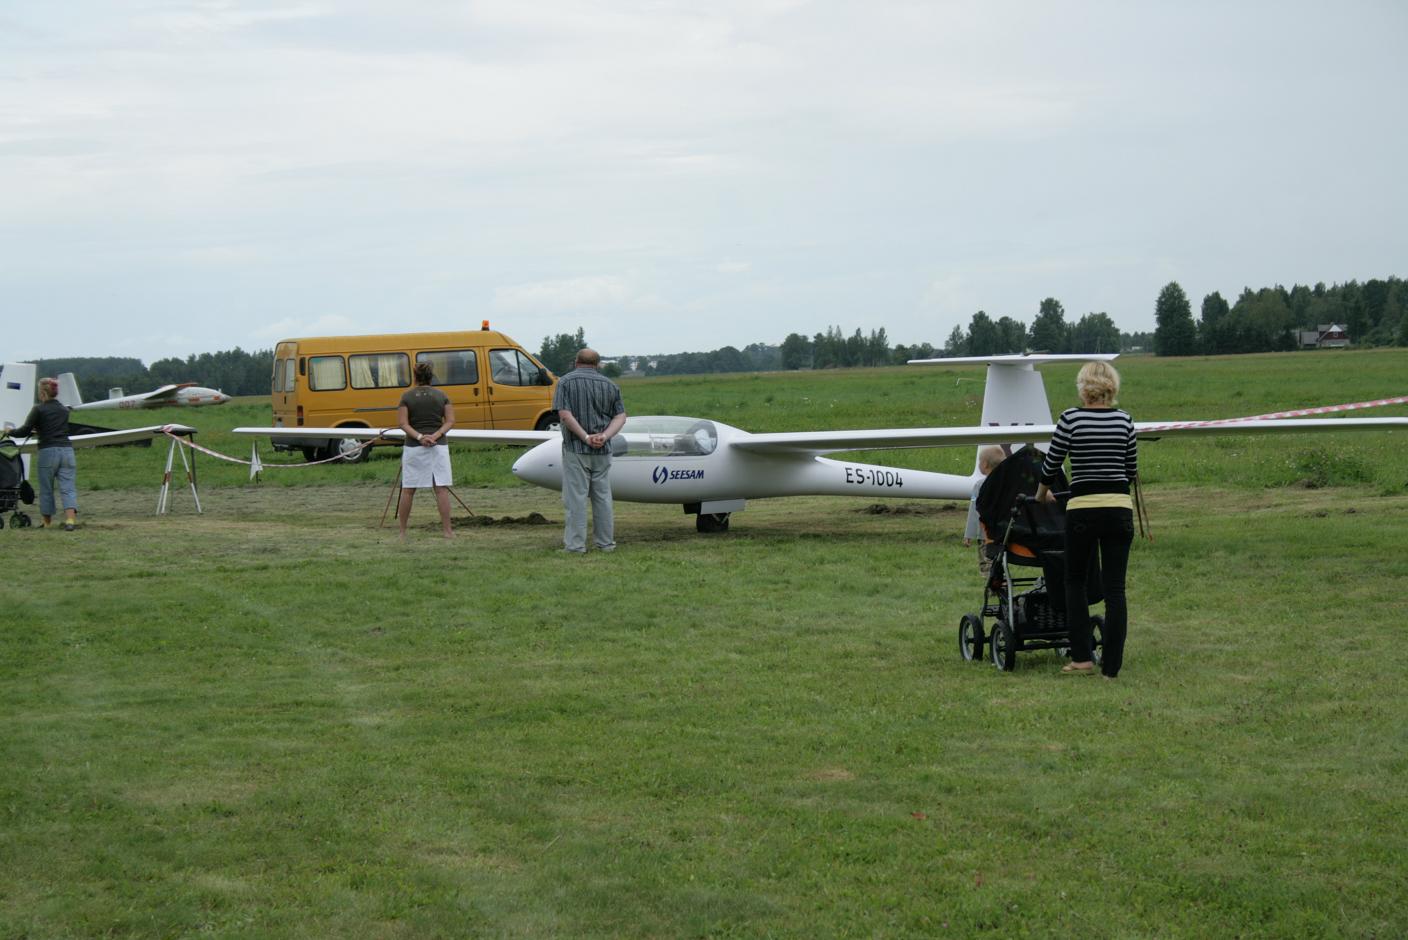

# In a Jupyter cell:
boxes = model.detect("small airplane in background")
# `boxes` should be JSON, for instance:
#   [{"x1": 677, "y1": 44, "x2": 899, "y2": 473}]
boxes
[
  {"x1": 235, "y1": 354, "x2": 1408, "y2": 533},
  {"x1": 1, "y1": 362, "x2": 196, "y2": 462},
  {"x1": 56, "y1": 372, "x2": 230, "y2": 411}
]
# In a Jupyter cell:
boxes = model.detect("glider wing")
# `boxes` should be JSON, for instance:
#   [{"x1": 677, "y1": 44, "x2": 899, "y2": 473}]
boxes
[{"x1": 732, "y1": 416, "x2": 1408, "y2": 456}]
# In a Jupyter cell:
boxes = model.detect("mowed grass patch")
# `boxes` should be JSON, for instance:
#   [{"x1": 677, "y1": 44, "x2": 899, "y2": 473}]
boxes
[{"x1": 2, "y1": 481, "x2": 1406, "y2": 938}]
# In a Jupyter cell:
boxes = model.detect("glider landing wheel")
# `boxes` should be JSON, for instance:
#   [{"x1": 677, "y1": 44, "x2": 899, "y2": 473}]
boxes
[
  {"x1": 990, "y1": 618, "x2": 1016, "y2": 672},
  {"x1": 959, "y1": 613, "x2": 985, "y2": 662},
  {"x1": 696, "y1": 512, "x2": 730, "y2": 534},
  {"x1": 1091, "y1": 614, "x2": 1105, "y2": 667}
]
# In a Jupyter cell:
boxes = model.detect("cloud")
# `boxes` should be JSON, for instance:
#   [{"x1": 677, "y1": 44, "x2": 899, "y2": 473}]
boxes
[
  {"x1": 250, "y1": 314, "x2": 361, "y2": 342},
  {"x1": 491, "y1": 275, "x2": 639, "y2": 314},
  {"x1": 716, "y1": 260, "x2": 751, "y2": 274}
]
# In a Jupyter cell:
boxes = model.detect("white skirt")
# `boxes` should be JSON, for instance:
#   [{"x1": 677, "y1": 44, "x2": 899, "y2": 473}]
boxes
[{"x1": 401, "y1": 443, "x2": 453, "y2": 488}]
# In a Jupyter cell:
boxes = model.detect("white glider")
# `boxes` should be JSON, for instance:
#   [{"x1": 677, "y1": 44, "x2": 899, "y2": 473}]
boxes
[
  {"x1": 234, "y1": 354, "x2": 1408, "y2": 532},
  {"x1": 2, "y1": 362, "x2": 195, "y2": 458},
  {"x1": 57, "y1": 372, "x2": 230, "y2": 411}
]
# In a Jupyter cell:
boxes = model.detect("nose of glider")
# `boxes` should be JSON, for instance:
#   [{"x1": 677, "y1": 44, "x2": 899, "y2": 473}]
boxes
[{"x1": 512, "y1": 439, "x2": 563, "y2": 491}]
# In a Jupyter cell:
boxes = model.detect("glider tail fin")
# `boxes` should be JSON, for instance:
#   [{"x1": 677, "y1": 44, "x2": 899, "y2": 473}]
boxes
[{"x1": 57, "y1": 372, "x2": 83, "y2": 408}]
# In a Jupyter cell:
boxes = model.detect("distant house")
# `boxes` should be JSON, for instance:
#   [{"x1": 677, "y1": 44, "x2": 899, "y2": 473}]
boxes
[{"x1": 1297, "y1": 324, "x2": 1350, "y2": 349}]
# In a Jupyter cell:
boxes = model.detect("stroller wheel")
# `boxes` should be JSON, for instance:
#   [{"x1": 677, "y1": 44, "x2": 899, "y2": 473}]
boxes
[
  {"x1": 1090, "y1": 615, "x2": 1105, "y2": 666},
  {"x1": 18, "y1": 512, "x2": 32, "y2": 528},
  {"x1": 959, "y1": 614, "x2": 985, "y2": 662},
  {"x1": 990, "y1": 619, "x2": 1016, "y2": 672}
]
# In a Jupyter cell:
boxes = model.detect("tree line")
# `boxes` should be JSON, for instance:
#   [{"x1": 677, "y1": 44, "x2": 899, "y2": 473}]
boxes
[
  {"x1": 35, "y1": 349, "x2": 275, "y2": 401},
  {"x1": 34, "y1": 277, "x2": 1406, "y2": 398},
  {"x1": 1153, "y1": 277, "x2": 1408, "y2": 356}
]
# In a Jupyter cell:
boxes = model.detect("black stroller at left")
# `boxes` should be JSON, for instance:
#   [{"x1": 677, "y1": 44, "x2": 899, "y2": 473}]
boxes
[
  {"x1": 958, "y1": 448, "x2": 1103, "y2": 672},
  {"x1": 0, "y1": 438, "x2": 35, "y2": 529}
]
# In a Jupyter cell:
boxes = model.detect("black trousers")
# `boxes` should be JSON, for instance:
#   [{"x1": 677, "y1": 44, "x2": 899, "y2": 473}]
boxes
[{"x1": 1063, "y1": 507, "x2": 1134, "y2": 676}]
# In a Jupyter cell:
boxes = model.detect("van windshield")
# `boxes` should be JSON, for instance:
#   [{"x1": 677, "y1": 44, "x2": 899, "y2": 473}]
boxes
[{"x1": 616, "y1": 417, "x2": 718, "y2": 457}]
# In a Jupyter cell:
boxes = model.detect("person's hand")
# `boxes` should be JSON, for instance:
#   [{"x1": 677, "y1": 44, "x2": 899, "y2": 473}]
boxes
[
  {"x1": 421, "y1": 433, "x2": 437, "y2": 448},
  {"x1": 1035, "y1": 486, "x2": 1054, "y2": 505},
  {"x1": 587, "y1": 432, "x2": 606, "y2": 449}
]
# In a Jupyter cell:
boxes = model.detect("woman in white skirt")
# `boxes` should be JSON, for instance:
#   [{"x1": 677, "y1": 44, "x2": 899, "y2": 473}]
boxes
[{"x1": 397, "y1": 361, "x2": 456, "y2": 538}]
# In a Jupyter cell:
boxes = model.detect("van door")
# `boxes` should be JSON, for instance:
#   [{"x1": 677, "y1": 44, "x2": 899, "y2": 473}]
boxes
[
  {"x1": 272, "y1": 342, "x2": 297, "y2": 427},
  {"x1": 486, "y1": 347, "x2": 553, "y2": 429},
  {"x1": 415, "y1": 348, "x2": 487, "y2": 429}
]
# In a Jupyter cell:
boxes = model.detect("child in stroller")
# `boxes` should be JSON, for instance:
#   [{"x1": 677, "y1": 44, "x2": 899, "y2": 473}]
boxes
[
  {"x1": 957, "y1": 446, "x2": 1103, "y2": 671},
  {"x1": 0, "y1": 437, "x2": 36, "y2": 529}
]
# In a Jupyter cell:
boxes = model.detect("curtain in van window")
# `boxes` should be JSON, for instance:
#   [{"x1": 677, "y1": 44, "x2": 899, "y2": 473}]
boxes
[
  {"x1": 349, "y1": 356, "x2": 375, "y2": 389},
  {"x1": 310, "y1": 357, "x2": 346, "y2": 391},
  {"x1": 377, "y1": 354, "x2": 408, "y2": 387}
]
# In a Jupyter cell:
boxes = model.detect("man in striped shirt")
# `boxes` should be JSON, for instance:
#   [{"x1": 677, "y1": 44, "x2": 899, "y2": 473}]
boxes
[
  {"x1": 1036, "y1": 361, "x2": 1138, "y2": 678},
  {"x1": 552, "y1": 348, "x2": 627, "y2": 553}
]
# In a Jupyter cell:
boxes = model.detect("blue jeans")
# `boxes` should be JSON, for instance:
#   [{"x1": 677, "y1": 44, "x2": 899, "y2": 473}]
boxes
[{"x1": 37, "y1": 447, "x2": 78, "y2": 516}]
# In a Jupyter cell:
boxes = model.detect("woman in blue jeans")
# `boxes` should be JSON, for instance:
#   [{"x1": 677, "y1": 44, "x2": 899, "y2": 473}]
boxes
[
  {"x1": 1035, "y1": 361, "x2": 1137, "y2": 678},
  {"x1": 13, "y1": 376, "x2": 78, "y2": 530}
]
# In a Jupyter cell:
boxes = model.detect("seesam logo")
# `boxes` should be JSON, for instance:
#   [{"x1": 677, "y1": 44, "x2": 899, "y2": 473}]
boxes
[{"x1": 652, "y1": 465, "x2": 704, "y2": 485}]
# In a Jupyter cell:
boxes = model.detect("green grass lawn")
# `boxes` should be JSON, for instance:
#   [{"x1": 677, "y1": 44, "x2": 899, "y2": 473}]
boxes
[{"x1": 3, "y1": 350, "x2": 1407, "y2": 938}]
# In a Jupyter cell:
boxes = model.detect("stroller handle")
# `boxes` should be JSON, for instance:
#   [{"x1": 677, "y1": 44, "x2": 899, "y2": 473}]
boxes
[{"x1": 1015, "y1": 491, "x2": 1069, "y2": 506}]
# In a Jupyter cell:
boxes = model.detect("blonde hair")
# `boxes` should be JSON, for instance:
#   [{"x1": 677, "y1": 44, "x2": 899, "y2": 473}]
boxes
[
  {"x1": 37, "y1": 377, "x2": 59, "y2": 401},
  {"x1": 1076, "y1": 361, "x2": 1120, "y2": 406}
]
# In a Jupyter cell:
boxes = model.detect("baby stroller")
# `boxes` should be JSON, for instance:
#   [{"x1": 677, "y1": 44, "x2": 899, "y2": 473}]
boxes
[
  {"x1": 957, "y1": 447, "x2": 1103, "y2": 671},
  {"x1": 0, "y1": 438, "x2": 35, "y2": 529}
]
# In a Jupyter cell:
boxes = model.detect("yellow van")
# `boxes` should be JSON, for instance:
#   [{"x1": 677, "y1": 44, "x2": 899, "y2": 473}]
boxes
[{"x1": 269, "y1": 323, "x2": 557, "y2": 461}]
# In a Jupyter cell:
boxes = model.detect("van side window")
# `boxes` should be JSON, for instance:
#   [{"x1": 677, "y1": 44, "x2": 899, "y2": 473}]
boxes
[
  {"x1": 490, "y1": 349, "x2": 544, "y2": 386},
  {"x1": 349, "y1": 353, "x2": 410, "y2": 390},
  {"x1": 283, "y1": 359, "x2": 296, "y2": 393},
  {"x1": 415, "y1": 350, "x2": 479, "y2": 386},
  {"x1": 308, "y1": 356, "x2": 347, "y2": 391}
]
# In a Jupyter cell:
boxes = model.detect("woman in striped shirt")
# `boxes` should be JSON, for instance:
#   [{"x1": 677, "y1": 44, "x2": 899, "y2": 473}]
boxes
[{"x1": 1035, "y1": 361, "x2": 1138, "y2": 678}]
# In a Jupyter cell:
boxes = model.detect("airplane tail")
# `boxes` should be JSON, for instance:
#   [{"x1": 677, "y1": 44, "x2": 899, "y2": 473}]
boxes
[
  {"x1": 908, "y1": 353, "x2": 1120, "y2": 467},
  {"x1": 2, "y1": 362, "x2": 39, "y2": 433},
  {"x1": 57, "y1": 372, "x2": 83, "y2": 408}
]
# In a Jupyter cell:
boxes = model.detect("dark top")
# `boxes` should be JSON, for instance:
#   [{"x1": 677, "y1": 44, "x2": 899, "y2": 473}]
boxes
[
  {"x1": 14, "y1": 399, "x2": 73, "y2": 450},
  {"x1": 552, "y1": 367, "x2": 625, "y2": 454},
  {"x1": 399, "y1": 386, "x2": 451, "y2": 438},
  {"x1": 1039, "y1": 406, "x2": 1138, "y2": 497}
]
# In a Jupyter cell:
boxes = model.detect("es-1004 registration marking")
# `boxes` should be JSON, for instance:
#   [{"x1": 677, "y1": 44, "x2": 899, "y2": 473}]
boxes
[{"x1": 844, "y1": 467, "x2": 904, "y2": 488}]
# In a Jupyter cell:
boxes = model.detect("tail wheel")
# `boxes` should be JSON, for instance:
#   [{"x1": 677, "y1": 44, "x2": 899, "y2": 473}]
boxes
[
  {"x1": 1091, "y1": 614, "x2": 1105, "y2": 666},
  {"x1": 990, "y1": 618, "x2": 1016, "y2": 672},
  {"x1": 959, "y1": 614, "x2": 985, "y2": 662},
  {"x1": 696, "y1": 513, "x2": 730, "y2": 534}
]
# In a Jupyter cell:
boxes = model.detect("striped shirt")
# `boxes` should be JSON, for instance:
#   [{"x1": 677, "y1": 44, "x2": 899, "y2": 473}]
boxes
[
  {"x1": 552, "y1": 367, "x2": 625, "y2": 454},
  {"x1": 1040, "y1": 406, "x2": 1137, "y2": 497}
]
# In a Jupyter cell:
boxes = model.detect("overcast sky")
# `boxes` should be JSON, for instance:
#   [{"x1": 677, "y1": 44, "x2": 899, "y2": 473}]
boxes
[{"x1": 3, "y1": 0, "x2": 1405, "y2": 364}]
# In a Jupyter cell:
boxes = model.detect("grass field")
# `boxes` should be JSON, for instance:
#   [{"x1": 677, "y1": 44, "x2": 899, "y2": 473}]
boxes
[{"x1": 3, "y1": 350, "x2": 1407, "y2": 938}]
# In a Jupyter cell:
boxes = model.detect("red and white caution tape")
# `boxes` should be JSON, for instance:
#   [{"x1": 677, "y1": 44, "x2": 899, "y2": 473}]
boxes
[{"x1": 1144, "y1": 395, "x2": 1408, "y2": 432}]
